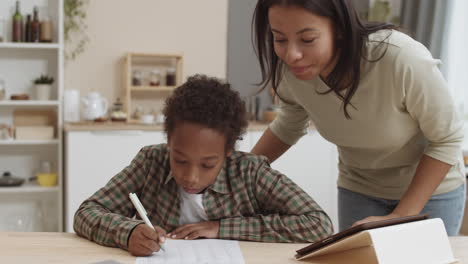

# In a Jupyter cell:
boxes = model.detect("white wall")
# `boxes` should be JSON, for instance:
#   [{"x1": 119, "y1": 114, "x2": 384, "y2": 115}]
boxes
[{"x1": 65, "y1": 0, "x2": 228, "y2": 103}]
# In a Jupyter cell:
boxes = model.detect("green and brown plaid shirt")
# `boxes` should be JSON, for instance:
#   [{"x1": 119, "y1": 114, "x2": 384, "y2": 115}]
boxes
[{"x1": 74, "y1": 144, "x2": 333, "y2": 250}]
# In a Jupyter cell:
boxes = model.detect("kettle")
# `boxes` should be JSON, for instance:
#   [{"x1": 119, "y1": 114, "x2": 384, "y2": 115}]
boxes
[{"x1": 81, "y1": 92, "x2": 108, "y2": 120}]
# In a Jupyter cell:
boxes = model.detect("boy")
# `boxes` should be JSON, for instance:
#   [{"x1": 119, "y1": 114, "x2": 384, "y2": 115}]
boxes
[{"x1": 74, "y1": 75, "x2": 333, "y2": 256}]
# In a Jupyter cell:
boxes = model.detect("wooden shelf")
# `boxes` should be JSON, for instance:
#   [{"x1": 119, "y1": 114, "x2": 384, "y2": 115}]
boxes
[
  {"x1": 0, "y1": 100, "x2": 60, "y2": 106},
  {"x1": 130, "y1": 85, "x2": 176, "y2": 92},
  {"x1": 0, "y1": 140, "x2": 59, "y2": 146},
  {"x1": 0, "y1": 43, "x2": 60, "y2": 49},
  {"x1": 0, "y1": 184, "x2": 59, "y2": 194},
  {"x1": 124, "y1": 53, "x2": 183, "y2": 115}
]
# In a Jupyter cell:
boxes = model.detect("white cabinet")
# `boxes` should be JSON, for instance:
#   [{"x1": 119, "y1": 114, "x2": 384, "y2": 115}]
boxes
[
  {"x1": 0, "y1": 0, "x2": 63, "y2": 232},
  {"x1": 66, "y1": 128, "x2": 339, "y2": 232},
  {"x1": 64, "y1": 130, "x2": 165, "y2": 232}
]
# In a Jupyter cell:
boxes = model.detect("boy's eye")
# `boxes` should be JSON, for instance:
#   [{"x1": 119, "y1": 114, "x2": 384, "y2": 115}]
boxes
[
  {"x1": 175, "y1": 159, "x2": 187, "y2": 164},
  {"x1": 202, "y1": 164, "x2": 215, "y2": 169}
]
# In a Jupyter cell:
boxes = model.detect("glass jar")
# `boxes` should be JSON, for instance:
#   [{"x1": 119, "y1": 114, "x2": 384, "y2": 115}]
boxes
[
  {"x1": 149, "y1": 69, "x2": 161, "y2": 86},
  {"x1": 0, "y1": 79, "x2": 5, "y2": 100},
  {"x1": 0, "y1": 16, "x2": 5, "y2": 42},
  {"x1": 166, "y1": 68, "x2": 176, "y2": 86},
  {"x1": 132, "y1": 106, "x2": 143, "y2": 120},
  {"x1": 111, "y1": 98, "x2": 127, "y2": 122},
  {"x1": 132, "y1": 70, "x2": 143, "y2": 86}
]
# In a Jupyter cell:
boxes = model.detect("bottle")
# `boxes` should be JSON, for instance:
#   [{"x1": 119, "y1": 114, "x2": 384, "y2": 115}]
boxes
[
  {"x1": 40, "y1": 15, "x2": 52, "y2": 42},
  {"x1": 12, "y1": 1, "x2": 23, "y2": 42},
  {"x1": 166, "y1": 68, "x2": 176, "y2": 86},
  {"x1": 24, "y1": 14, "x2": 31, "y2": 42},
  {"x1": 31, "y1": 6, "x2": 40, "y2": 42}
]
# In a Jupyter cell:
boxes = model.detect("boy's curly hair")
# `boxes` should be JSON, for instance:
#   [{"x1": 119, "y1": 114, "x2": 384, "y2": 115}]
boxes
[{"x1": 163, "y1": 74, "x2": 248, "y2": 152}]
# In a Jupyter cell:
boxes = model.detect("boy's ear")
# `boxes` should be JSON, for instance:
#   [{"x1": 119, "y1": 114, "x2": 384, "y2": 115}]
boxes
[{"x1": 226, "y1": 149, "x2": 233, "y2": 157}]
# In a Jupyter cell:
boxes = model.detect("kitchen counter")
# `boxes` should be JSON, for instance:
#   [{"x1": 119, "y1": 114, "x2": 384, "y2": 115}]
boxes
[{"x1": 63, "y1": 121, "x2": 272, "y2": 132}]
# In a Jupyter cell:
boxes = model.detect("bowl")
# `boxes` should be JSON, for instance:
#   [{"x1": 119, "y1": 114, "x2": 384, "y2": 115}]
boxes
[
  {"x1": 140, "y1": 114, "x2": 155, "y2": 125},
  {"x1": 37, "y1": 173, "x2": 57, "y2": 187}
]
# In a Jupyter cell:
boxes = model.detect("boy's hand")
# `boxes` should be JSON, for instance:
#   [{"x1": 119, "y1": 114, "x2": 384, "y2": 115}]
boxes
[
  {"x1": 128, "y1": 224, "x2": 166, "y2": 256},
  {"x1": 168, "y1": 221, "x2": 220, "y2": 240}
]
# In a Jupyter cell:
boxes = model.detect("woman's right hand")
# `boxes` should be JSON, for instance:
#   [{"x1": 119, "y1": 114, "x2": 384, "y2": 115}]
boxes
[{"x1": 128, "y1": 224, "x2": 166, "y2": 256}]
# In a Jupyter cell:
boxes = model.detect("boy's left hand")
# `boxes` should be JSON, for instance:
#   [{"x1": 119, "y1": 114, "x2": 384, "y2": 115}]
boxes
[{"x1": 168, "y1": 221, "x2": 220, "y2": 240}]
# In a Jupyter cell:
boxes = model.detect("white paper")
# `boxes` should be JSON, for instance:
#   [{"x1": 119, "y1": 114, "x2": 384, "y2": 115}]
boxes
[{"x1": 135, "y1": 239, "x2": 245, "y2": 264}]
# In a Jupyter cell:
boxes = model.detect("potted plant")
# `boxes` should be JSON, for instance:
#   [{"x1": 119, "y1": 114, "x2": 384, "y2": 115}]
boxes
[{"x1": 33, "y1": 74, "x2": 54, "y2": 101}]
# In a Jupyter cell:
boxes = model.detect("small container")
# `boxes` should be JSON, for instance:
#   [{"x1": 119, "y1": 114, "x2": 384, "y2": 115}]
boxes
[
  {"x1": 0, "y1": 16, "x2": 6, "y2": 42},
  {"x1": 37, "y1": 173, "x2": 57, "y2": 187},
  {"x1": 140, "y1": 114, "x2": 154, "y2": 125},
  {"x1": 132, "y1": 106, "x2": 143, "y2": 120},
  {"x1": 110, "y1": 98, "x2": 127, "y2": 122},
  {"x1": 155, "y1": 113, "x2": 165, "y2": 124},
  {"x1": 166, "y1": 68, "x2": 176, "y2": 86},
  {"x1": 132, "y1": 70, "x2": 143, "y2": 86},
  {"x1": 149, "y1": 69, "x2": 161, "y2": 86},
  {"x1": 0, "y1": 124, "x2": 13, "y2": 140},
  {"x1": 0, "y1": 79, "x2": 6, "y2": 100}
]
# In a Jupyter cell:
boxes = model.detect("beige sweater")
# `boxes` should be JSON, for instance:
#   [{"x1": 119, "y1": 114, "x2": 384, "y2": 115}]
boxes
[{"x1": 270, "y1": 30, "x2": 465, "y2": 199}]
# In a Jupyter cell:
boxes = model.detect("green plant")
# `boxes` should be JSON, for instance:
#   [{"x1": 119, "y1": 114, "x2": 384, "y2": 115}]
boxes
[
  {"x1": 64, "y1": 0, "x2": 89, "y2": 61},
  {"x1": 34, "y1": 74, "x2": 55, "y2": 85}
]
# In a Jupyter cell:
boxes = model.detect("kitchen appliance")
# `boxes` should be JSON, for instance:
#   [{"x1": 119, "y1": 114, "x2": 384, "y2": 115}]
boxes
[
  {"x1": 81, "y1": 92, "x2": 108, "y2": 121},
  {"x1": 64, "y1": 89, "x2": 80, "y2": 122}
]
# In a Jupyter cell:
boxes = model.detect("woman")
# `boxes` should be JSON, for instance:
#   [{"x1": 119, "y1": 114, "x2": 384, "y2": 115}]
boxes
[{"x1": 251, "y1": 0, "x2": 466, "y2": 235}]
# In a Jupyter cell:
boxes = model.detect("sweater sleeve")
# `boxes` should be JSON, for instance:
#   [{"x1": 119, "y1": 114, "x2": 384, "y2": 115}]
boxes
[
  {"x1": 395, "y1": 45, "x2": 463, "y2": 165},
  {"x1": 269, "y1": 75, "x2": 311, "y2": 146}
]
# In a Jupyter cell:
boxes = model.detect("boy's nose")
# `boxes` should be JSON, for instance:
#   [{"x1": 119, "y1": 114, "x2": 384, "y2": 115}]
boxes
[{"x1": 183, "y1": 167, "x2": 199, "y2": 186}]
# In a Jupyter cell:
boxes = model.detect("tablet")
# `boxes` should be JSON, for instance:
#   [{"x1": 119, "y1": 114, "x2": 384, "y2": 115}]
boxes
[{"x1": 295, "y1": 214, "x2": 429, "y2": 259}]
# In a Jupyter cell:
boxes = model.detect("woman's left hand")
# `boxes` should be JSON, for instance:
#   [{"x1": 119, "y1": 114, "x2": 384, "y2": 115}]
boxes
[{"x1": 351, "y1": 213, "x2": 403, "y2": 227}]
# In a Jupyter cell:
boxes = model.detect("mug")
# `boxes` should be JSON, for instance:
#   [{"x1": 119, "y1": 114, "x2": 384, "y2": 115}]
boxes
[{"x1": 140, "y1": 114, "x2": 154, "y2": 125}]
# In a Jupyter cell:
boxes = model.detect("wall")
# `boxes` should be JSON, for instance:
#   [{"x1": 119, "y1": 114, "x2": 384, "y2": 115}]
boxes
[
  {"x1": 65, "y1": 0, "x2": 228, "y2": 104},
  {"x1": 227, "y1": 0, "x2": 270, "y2": 115}
]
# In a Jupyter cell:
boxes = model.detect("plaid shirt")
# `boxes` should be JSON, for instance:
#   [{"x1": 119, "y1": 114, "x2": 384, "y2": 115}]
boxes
[{"x1": 74, "y1": 144, "x2": 333, "y2": 250}]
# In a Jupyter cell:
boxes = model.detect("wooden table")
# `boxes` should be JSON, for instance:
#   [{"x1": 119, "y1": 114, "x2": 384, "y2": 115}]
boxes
[{"x1": 0, "y1": 232, "x2": 466, "y2": 264}]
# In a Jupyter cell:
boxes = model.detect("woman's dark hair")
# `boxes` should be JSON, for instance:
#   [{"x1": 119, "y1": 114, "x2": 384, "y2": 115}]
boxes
[
  {"x1": 253, "y1": 0, "x2": 398, "y2": 118},
  {"x1": 163, "y1": 74, "x2": 248, "y2": 152}
]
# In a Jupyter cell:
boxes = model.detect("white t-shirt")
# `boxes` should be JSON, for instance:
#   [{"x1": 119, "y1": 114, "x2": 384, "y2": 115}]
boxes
[{"x1": 178, "y1": 186, "x2": 209, "y2": 225}]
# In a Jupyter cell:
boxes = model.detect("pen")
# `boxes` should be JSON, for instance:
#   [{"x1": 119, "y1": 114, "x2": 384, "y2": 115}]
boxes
[{"x1": 129, "y1": 192, "x2": 166, "y2": 251}]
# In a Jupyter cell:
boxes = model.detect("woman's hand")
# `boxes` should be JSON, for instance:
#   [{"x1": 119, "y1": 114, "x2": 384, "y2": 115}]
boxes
[
  {"x1": 351, "y1": 213, "x2": 403, "y2": 227},
  {"x1": 128, "y1": 224, "x2": 166, "y2": 256},
  {"x1": 168, "y1": 221, "x2": 220, "y2": 240}
]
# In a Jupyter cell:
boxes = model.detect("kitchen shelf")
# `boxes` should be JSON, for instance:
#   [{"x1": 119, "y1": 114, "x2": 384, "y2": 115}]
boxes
[
  {"x1": 0, "y1": 0, "x2": 64, "y2": 232},
  {"x1": 0, "y1": 184, "x2": 59, "y2": 194},
  {"x1": 130, "y1": 86, "x2": 176, "y2": 92},
  {"x1": 123, "y1": 53, "x2": 183, "y2": 116},
  {"x1": 0, "y1": 140, "x2": 59, "y2": 146},
  {"x1": 0, "y1": 101, "x2": 60, "y2": 107},
  {"x1": 0, "y1": 43, "x2": 60, "y2": 49}
]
